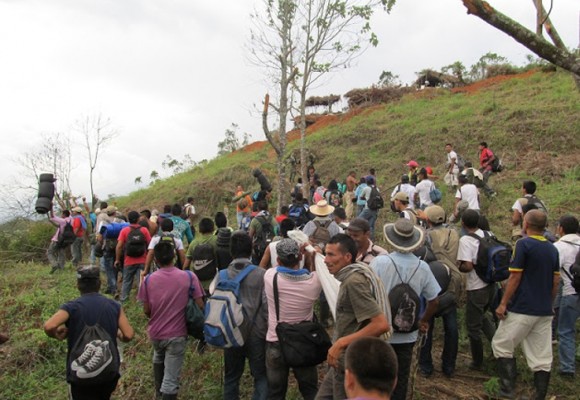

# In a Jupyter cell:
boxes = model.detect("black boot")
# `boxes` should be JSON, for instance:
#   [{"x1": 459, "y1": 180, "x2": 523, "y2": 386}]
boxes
[
  {"x1": 153, "y1": 363, "x2": 164, "y2": 400},
  {"x1": 496, "y1": 357, "x2": 516, "y2": 399},
  {"x1": 469, "y1": 338, "x2": 484, "y2": 370},
  {"x1": 161, "y1": 393, "x2": 177, "y2": 400},
  {"x1": 533, "y1": 371, "x2": 550, "y2": 400}
]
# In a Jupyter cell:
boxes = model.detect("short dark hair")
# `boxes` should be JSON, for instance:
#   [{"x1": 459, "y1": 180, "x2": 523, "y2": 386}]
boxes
[
  {"x1": 100, "y1": 201, "x2": 108, "y2": 209},
  {"x1": 479, "y1": 141, "x2": 488, "y2": 148},
  {"x1": 280, "y1": 218, "x2": 296, "y2": 237},
  {"x1": 369, "y1": 168, "x2": 376, "y2": 175},
  {"x1": 163, "y1": 204, "x2": 172, "y2": 213},
  {"x1": 522, "y1": 180, "x2": 537, "y2": 194},
  {"x1": 199, "y1": 218, "x2": 215, "y2": 234},
  {"x1": 214, "y1": 212, "x2": 228, "y2": 229},
  {"x1": 230, "y1": 231, "x2": 252, "y2": 259},
  {"x1": 461, "y1": 209, "x2": 480, "y2": 229},
  {"x1": 280, "y1": 206, "x2": 289, "y2": 215},
  {"x1": 154, "y1": 241, "x2": 175, "y2": 266},
  {"x1": 62, "y1": 210, "x2": 71, "y2": 217},
  {"x1": 295, "y1": 192, "x2": 304, "y2": 202},
  {"x1": 333, "y1": 207, "x2": 346, "y2": 220},
  {"x1": 160, "y1": 218, "x2": 174, "y2": 232},
  {"x1": 345, "y1": 337, "x2": 398, "y2": 396},
  {"x1": 140, "y1": 209, "x2": 152, "y2": 219},
  {"x1": 445, "y1": 143, "x2": 452, "y2": 147},
  {"x1": 187, "y1": 197, "x2": 194, "y2": 203},
  {"x1": 458, "y1": 174, "x2": 468, "y2": 185},
  {"x1": 171, "y1": 203, "x2": 182, "y2": 216},
  {"x1": 78, "y1": 278, "x2": 100, "y2": 294},
  {"x1": 558, "y1": 215, "x2": 579, "y2": 235},
  {"x1": 359, "y1": 177, "x2": 366, "y2": 184},
  {"x1": 257, "y1": 200, "x2": 268, "y2": 211},
  {"x1": 327, "y1": 233, "x2": 357, "y2": 264},
  {"x1": 128, "y1": 210, "x2": 140, "y2": 224}
]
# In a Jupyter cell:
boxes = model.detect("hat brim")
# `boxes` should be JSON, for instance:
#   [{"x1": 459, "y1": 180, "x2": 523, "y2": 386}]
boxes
[
  {"x1": 383, "y1": 223, "x2": 425, "y2": 253},
  {"x1": 310, "y1": 204, "x2": 335, "y2": 216}
]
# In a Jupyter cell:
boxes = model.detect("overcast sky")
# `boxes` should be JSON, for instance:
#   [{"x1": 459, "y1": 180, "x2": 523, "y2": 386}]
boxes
[{"x1": 0, "y1": 0, "x2": 577, "y2": 210}]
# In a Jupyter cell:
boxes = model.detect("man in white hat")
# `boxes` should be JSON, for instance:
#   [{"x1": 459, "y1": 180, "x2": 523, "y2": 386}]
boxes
[
  {"x1": 370, "y1": 219, "x2": 440, "y2": 400},
  {"x1": 302, "y1": 200, "x2": 341, "y2": 251}
]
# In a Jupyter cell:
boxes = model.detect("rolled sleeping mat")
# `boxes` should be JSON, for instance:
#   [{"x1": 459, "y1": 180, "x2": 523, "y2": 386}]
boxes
[
  {"x1": 252, "y1": 169, "x2": 272, "y2": 192},
  {"x1": 35, "y1": 173, "x2": 56, "y2": 214},
  {"x1": 100, "y1": 222, "x2": 130, "y2": 239}
]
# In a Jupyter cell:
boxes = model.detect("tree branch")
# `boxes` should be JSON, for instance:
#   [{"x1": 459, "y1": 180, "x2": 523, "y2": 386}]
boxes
[{"x1": 262, "y1": 94, "x2": 281, "y2": 156}]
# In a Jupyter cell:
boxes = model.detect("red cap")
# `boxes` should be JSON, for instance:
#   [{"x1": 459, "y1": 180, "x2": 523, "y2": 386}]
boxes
[{"x1": 407, "y1": 160, "x2": 419, "y2": 168}]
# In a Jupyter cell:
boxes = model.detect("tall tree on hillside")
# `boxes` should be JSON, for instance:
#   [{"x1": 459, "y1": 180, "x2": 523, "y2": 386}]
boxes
[
  {"x1": 460, "y1": 0, "x2": 580, "y2": 89},
  {"x1": 292, "y1": 0, "x2": 395, "y2": 195},
  {"x1": 75, "y1": 114, "x2": 117, "y2": 209}
]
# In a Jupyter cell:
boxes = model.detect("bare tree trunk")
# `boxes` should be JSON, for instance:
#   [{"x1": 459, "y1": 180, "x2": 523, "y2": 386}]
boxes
[
  {"x1": 299, "y1": 90, "x2": 309, "y2": 200},
  {"x1": 531, "y1": 0, "x2": 566, "y2": 49},
  {"x1": 462, "y1": 0, "x2": 580, "y2": 89}
]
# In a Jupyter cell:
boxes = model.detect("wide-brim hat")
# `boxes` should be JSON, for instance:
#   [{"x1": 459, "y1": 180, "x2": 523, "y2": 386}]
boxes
[
  {"x1": 383, "y1": 218, "x2": 425, "y2": 253},
  {"x1": 310, "y1": 200, "x2": 335, "y2": 217},
  {"x1": 71, "y1": 206, "x2": 83, "y2": 213}
]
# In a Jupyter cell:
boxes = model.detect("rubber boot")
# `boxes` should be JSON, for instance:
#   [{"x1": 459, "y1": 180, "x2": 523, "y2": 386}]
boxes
[
  {"x1": 153, "y1": 363, "x2": 164, "y2": 400},
  {"x1": 496, "y1": 357, "x2": 516, "y2": 399},
  {"x1": 533, "y1": 371, "x2": 550, "y2": 400},
  {"x1": 469, "y1": 338, "x2": 484, "y2": 370},
  {"x1": 161, "y1": 393, "x2": 177, "y2": 400}
]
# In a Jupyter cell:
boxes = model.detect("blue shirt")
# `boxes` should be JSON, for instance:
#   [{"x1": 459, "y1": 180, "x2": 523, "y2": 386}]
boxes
[
  {"x1": 508, "y1": 235, "x2": 559, "y2": 316},
  {"x1": 355, "y1": 183, "x2": 368, "y2": 206}
]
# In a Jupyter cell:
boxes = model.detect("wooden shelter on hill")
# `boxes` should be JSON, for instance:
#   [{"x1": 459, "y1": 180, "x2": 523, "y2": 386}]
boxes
[
  {"x1": 415, "y1": 70, "x2": 462, "y2": 88},
  {"x1": 344, "y1": 86, "x2": 413, "y2": 108},
  {"x1": 305, "y1": 94, "x2": 341, "y2": 113}
]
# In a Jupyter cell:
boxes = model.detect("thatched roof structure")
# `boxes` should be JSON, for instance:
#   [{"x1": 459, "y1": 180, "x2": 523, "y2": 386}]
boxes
[
  {"x1": 415, "y1": 70, "x2": 462, "y2": 88},
  {"x1": 292, "y1": 113, "x2": 325, "y2": 128},
  {"x1": 343, "y1": 86, "x2": 413, "y2": 108},
  {"x1": 305, "y1": 95, "x2": 341, "y2": 108}
]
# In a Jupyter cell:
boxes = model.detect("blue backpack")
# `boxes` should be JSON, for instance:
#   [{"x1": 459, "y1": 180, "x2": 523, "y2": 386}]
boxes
[
  {"x1": 468, "y1": 231, "x2": 512, "y2": 283},
  {"x1": 203, "y1": 265, "x2": 257, "y2": 348}
]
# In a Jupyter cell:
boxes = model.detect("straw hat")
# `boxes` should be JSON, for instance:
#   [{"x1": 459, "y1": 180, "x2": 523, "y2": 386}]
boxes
[{"x1": 309, "y1": 200, "x2": 335, "y2": 217}]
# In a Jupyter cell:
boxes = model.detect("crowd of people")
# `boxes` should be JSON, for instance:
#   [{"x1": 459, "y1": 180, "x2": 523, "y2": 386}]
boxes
[{"x1": 39, "y1": 141, "x2": 579, "y2": 400}]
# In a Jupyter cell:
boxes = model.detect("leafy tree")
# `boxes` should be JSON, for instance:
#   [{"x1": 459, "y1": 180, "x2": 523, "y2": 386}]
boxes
[
  {"x1": 134, "y1": 177, "x2": 142, "y2": 185},
  {"x1": 149, "y1": 170, "x2": 159, "y2": 184},
  {"x1": 468, "y1": 52, "x2": 508, "y2": 81},
  {"x1": 217, "y1": 123, "x2": 251, "y2": 156},
  {"x1": 161, "y1": 155, "x2": 183, "y2": 175},
  {"x1": 378, "y1": 70, "x2": 401, "y2": 86},
  {"x1": 441, "y1": 61, "x2": 467, "y2": 83}
]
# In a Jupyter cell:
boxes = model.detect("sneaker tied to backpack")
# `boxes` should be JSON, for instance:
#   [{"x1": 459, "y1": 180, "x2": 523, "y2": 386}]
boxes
[
  {"x1": 71, "y1": 340, "x2": 102, "y2": 371},
  {"x1": 76, "y1": 340, "x2": 113, "y2": 379}
]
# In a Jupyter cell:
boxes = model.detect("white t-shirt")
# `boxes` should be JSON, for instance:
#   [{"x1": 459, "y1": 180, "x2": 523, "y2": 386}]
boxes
[
  {"x1": 447, "y1": 151, "x2": 459, "y2": 172},
  {"x1": 263, "y1": 268, "x2": 322, "y2": 342},
  {"x1": 457, "y1": 229, "x2": 488, "y2": 291},
  {"x1": 415, "y1": 179, "x2": 434, "y2": 208},
  {"x1": 554, "y1": 234, "x2": 580, "y2": 297},
  {"x1": 391, "y1": 183, "x2": 417, "y2": 209},
  {"x1": 148, "y1": 235, "x2": 185, "y2": 251},
  {"x1": 456, "y1": 184, "x2": 480, "y2": 210}
]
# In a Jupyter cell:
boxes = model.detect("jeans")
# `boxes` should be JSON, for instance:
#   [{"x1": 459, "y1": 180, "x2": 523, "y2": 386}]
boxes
[
  {"x1": 558, "y1": 295, "x2": 580, "y2": 373},
  {"x1": 391, "y1": 342, "x2": 415, "y2": 400},
  {"x1": 224, "y1": 334, "x2": 267, "y2": 400},
  {"x1": 47, "y1": 241, "x2": 65, "y2": 270},
  {"x1": 466, "y1": 284, "x2": 497, "y2": 342},
  {"x1": 356, "y1": 204, "x2": 364, "y2": 217},
  {"x1": 102, "y1": 254, "x2": 118, "y2": 294},
  {"x1": 266, "y1": 342, "x2": 318, "y2": 400},
  {"x1": 69, "y1": 376, "x2": 119, "y2": 400},
  {"x1": 480, "y1": 169, "x2": 495, "y2": 196},
  {"x1": 237, "y1": 211, "x2": 249, "y2": 230},
  {"x1": 359, "y1": 208, "x2": 378, "y2": 241},
  {"x1": 419, "y1": 307, "x2": 459, "y2": 376},
  {"x1": 121, "y1": 263, "x2": 144, "y2": 302},
  {"x1": 71, "y1": 237, "x2": 84, "y2": 267},
  {"x1": 152, "y1": 336, "x2": 187, "y2": 395},
  {"x1": 315, "y1": 365, "x2": 346, "y2": 400}
]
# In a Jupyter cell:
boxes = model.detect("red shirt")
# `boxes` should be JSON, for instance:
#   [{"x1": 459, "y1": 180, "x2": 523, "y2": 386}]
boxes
[
  {"x1": 479, "y1": 148, "x2": 494, "y2": 171},
  {"x1": 275, "y1": 214, "x2": 288, "y2": 224},
  {"x1": 118, "y1": 224, "x2": 152, "y2": 266},
  {"x1": 72, "y1": 216, "x2": 86, "y2": 238}
]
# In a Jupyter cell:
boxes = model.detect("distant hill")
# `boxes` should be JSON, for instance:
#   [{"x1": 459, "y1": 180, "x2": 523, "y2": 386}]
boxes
[{"x1": 116, "y1": 70, "x2": 580, "y2": 241}]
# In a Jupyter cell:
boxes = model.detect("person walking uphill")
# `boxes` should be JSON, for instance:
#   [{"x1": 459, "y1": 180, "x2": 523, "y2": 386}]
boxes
[
  {"x1": 44, "y1": 266, "x2": 134, "y2": 400},
  {"x1": 70, "y1": 206, "x2": 87, "y2": 268},
  {"x1": 47, "y1": 208, "x2": 73, "y2": 273},
  {"x1": 138, "y1": 241, "x2": 205, "y2": 400},
  {"x1": 115, "y1": 211, "x2": 152, "y2": 302},
  {"x1": 492, "y1": 210, "x2": 560, "y2": 399}
]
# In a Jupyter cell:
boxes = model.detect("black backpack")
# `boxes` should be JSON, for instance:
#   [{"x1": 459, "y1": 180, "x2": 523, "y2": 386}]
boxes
[
  {"x1": 57, "y1": 221, "x2": 76, "y2": 248},
  {"x1": 388, "y1": 256, "x2": 421, "y2": 333},
  {"x1": 561, "y1": 242, "x2": 580, "y2": 294},
  {"x1": 288, "y1": 204, "x2": 309, "y2": 228},
  {"x1": 67, "y1": 318, "x2": 120, "y2": 386},
  {"x1": 366, "y1": 186, "x2": 384, "y2": 211},
  {"x1": 124, "y1": 226, "x2": 147, "y2": 257},
  {"x1": 252, "y1": 216, "x2": 274, "y2": 263},
  {"x1": 468, "y1": 231, "x2": 512, "y2": 283},
  {"x1": 191, "y1": 241, "x2": 217, "y2": 281},
  {"x1": 525, "y1": 195, "x2": 548, "y2": 215}
]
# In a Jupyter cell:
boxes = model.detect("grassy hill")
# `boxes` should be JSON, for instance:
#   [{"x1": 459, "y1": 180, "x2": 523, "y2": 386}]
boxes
[{"x1": 1, "y1": 70, "x2": 579, "y2": 400}]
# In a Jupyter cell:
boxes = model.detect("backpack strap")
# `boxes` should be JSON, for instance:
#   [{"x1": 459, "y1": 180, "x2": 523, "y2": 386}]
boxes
[
  {"x1": 273, "y1": 272, "x2": 281, "y2": 323},
  {"x1": 387, "y1": 255, "x2": 421, "y2": 285},
  {"x1": 185, "y1": 270, "x2": 196, "y2": 298},
  {"x1": 232, "y1": 264, "x2": 257, "y2": 284}
]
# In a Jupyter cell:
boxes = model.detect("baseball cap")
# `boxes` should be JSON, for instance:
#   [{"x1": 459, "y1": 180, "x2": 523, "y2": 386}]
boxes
[
  {"x1": 276, "y1": 239, "x2": 300, "y2": 260},
  {"x1": 393, "y1": 192, "x2": 409, "y2": 202},
  {"x1": 76, "y1": 265, "x2": 100, "y2": 280},
  {"x1": 347, "y1": 217, "x2": 370, "y2": 232}
]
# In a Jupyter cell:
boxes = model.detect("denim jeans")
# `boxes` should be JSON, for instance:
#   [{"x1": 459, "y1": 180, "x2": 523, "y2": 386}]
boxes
[
  {"x1": 391, "y1": 342, "x2": 415, "y2": 400},
  {"x1": 266, "y1": 342, "x2": 318, "y2": 400},
  {"x1": 121, "y1": 263, "x2": 144, "y2": 302},
  {"x1": 558, "y1": 295, "x2": 580, "y2": 373},
  {"x1": 480, "y1": 169, "x2": 495, "y2": 196},
  {"x1": 315, "y1": 365, "x2": 346, "y2": 400},
  {"x1": 466, "y1": 284, "x2": 497, "y2": 342},
  {"x1": 102, "y1": 254, "x2": 118, "y2": 294},
  {"x1": 223, "y1": 334, "x2": 267, "y2": 400},
  {"x1": 47, "y1": 241, "x2": 65, "y2": 270},
  {"x1": 71, "y1": 237, "x2": 84, "y2": 267},
  {"x1": 359, "y1": 208, "x2": 378, "y2": 240},
  {"x1": 419, "y1": 307, "x2": 459, "y2": 376},
  {"x1": 152, "y1": 336, "x2": 187, "y2": 395}
]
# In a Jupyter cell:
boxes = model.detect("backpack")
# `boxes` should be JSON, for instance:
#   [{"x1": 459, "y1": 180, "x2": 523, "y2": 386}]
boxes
[
  {"x1": 388, "y1": 256, "x2": 421, "y2": 333},
  {"x1": 523, "y1": 195, "x2": 548, "y2": 215},
  {"x1": 390, "y1": 185, "x2": 401, "y2": 212},
  {"x1": 57, "y1": 221, "x2": 76, "y2": 248},
  {"x1": 240, "y1": 214, "x2": 252, "y2": 232},
  {"x1": 561, "y1": 242, "x2": 580, "y2": 294},
  {"x1": 191, "y1": 240, "x2": 218, "y2": 281},
  {"x1": 184, "y1": 270, "x2": 205, "y2": 339},
  {"x1": 288, "y1": 204, "x2": 309, "y2": 228},
  {"x1": 366, "y1": 186, "x2": 384, "y2": 210},
  {"x1": 325, "y1": 189, "x2": 343, "y2": 208},
  {"x1": 429, "y1": 183, "x2": 443, "y2": 204},
  {"x1": 67, "y1": 316, "x2": 120, "y2": 386},
  {"x1": 203, "y1": 265, "x2": 257, "y2": 348},
  {"x1": 491, "y1": 157, "x2": 503, "y2": 172},
  {"x1": 124, "y1": 226, "x2": 147, "y2": 257},
  {"x1": 468, "y1": 231, "x2": 512, "y2": 283},
  {"x1": 455, "y1": 154, "x2": 466, "y2": 171},
  {"x1": 252, "y1": 216, "x2": 274, "y2": 263},
  {"x1": 310, "y1": 219, "x2": 332, "y2": 247}
]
